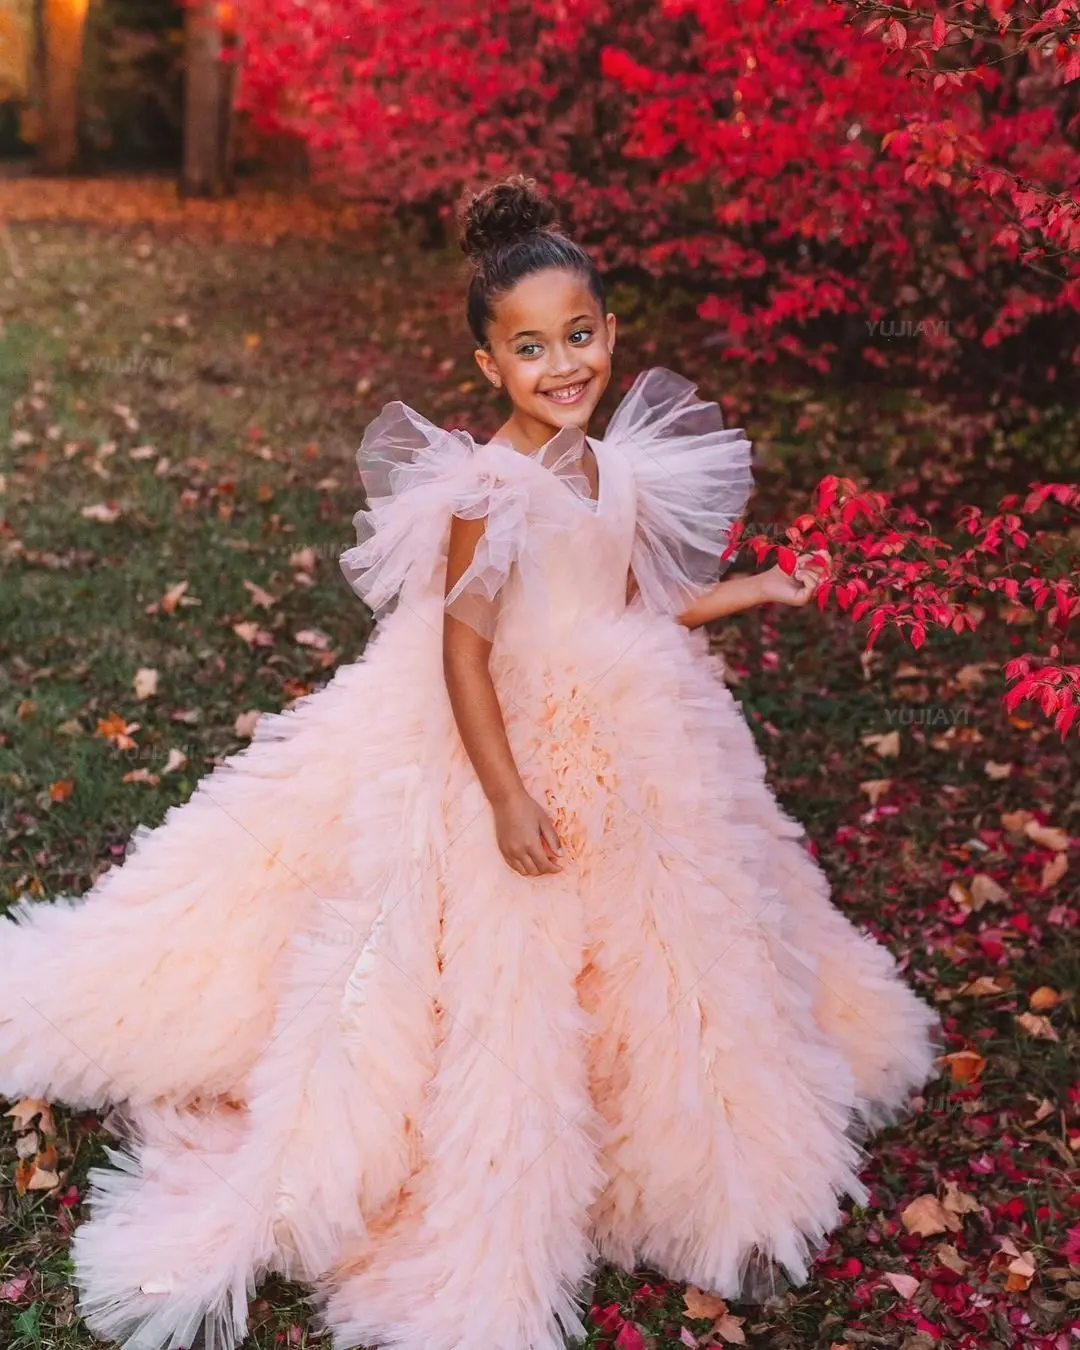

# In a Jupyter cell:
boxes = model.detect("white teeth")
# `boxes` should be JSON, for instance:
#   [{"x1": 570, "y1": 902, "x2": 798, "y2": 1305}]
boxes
[{"x1": 545, "y1": 382, "x2": 587, "y2": 402}]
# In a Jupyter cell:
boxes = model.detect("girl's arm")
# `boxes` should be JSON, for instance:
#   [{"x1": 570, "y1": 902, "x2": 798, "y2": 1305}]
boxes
[
  {"x1": 675, "y1": 552, "x2": 829, "y2": 629},
  {"x1": 443, "y1": 513, "x2": 563, "y2": 877}
]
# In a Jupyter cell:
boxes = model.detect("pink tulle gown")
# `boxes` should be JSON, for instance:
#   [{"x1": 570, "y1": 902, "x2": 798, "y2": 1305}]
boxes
[{"x1": 0, "y1": 368, "x2": 939, "y2": 1350}]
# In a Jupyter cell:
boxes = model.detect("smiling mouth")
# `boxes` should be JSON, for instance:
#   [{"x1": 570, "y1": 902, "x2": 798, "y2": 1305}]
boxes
[{"x1": 540, "y1": 378, "x2": 591, "y2": 405}]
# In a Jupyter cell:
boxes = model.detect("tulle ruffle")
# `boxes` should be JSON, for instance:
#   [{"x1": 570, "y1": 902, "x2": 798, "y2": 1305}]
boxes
[
  {"x1": 340, "y1": 402, "x2": 592, "y2": 642},
  {"x1": 340, "y1": 367, "x2": 756, "y2": 640},
  {"x1": 603, "y1": 367, "x2": 754, "y2": 618}
]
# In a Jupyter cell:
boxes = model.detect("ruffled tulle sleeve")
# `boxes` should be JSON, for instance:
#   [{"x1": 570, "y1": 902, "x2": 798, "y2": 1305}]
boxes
[
  {"x1": 339, "y1": 400, "x2": 573, "y2": 641},
  {"x1": 602, "y1": 367, "x2": 755, "y2": 618}
]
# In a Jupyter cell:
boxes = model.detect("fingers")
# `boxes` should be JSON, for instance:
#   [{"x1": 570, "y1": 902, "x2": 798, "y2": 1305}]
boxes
[{"x1": 538, "y1": 814, "x2": 563, "y2": 862}]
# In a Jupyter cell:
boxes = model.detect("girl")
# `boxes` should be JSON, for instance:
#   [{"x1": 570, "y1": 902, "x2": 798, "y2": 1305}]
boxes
[{"x1": 0, "y1": 175, "x2": 939, "y2": 1350}]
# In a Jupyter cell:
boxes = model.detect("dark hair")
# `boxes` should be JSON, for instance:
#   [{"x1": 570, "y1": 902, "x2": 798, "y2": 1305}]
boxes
[{"x1": 457, "y1": 174, "x2": 606, "y2": 348}]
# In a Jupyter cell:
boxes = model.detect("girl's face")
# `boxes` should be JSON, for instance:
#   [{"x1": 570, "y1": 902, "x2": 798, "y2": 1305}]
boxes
[{"x1": 474, "y1": 267, "x2": 617, "y2": 443}]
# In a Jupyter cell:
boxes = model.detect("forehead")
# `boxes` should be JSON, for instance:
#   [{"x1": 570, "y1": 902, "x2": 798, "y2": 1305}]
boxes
[{"x1": 488, "y1": 269, "x2": 602, "y2": 340}]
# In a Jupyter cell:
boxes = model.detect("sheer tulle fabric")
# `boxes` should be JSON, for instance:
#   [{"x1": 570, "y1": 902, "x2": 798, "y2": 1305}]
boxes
[
  {"x1": 340, "y1": 367, "x2": 754, "y2": 639},
  {"x1": 603, "y1": 368, "x2": 754, "y2": 618},
  {"x1": 340, "y1": 403, "x2": 596, "y2": 642}
]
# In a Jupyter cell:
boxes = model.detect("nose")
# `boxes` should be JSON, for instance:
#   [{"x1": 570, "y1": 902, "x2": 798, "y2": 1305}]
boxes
[{"x1": 548, "y1": 341, "x2": 580, "y2": 376}]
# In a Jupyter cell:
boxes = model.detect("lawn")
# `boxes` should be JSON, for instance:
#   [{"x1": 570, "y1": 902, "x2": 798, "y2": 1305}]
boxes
[{"x1": 1, "y1": 183, "x2": 1078, "y2": 1350}]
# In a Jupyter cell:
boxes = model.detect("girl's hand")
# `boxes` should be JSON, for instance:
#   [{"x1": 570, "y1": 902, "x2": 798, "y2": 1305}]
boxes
[
  {"x1": 758, "y1": 551, "x2": 831, "y2": 608},
  {"x1": 491, "y1": 789, "x2": 563, "y2": 877}
]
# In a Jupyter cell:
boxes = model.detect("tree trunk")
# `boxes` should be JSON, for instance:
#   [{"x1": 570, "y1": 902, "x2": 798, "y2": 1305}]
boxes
[
  {"x1": 182, "y1": 0, "x2": 235, "y2": 197},
  {"x1": 37, "y1": 0, "x2": 87, "y2": 173}
]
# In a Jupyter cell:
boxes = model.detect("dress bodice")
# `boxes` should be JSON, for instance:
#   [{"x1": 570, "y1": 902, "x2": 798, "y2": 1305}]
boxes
[
  {"x1": 477, "y1": 435, "x2": 638, "y2": 648},
  {"x1": 339, "y1": 367, "x2": 755, "y2": 647}
]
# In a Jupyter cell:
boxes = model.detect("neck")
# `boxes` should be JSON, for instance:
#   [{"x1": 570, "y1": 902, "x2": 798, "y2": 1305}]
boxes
[{"x1": 496, "y1": 409, "x2": 590, "y2": 453}]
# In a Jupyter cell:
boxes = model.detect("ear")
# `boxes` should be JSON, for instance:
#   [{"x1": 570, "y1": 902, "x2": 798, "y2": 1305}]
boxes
[
  {"x1": 605, "y1": 311, "x2": 617, "y2": 354},
  {"x1": 473, "y1": 346, "x2": 503, "y2": 388}
]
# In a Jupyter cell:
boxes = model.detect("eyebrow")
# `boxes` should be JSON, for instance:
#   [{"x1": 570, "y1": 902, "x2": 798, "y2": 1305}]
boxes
[{"x1": 508, "y1": 313, "x2": 595, "y2": 341}]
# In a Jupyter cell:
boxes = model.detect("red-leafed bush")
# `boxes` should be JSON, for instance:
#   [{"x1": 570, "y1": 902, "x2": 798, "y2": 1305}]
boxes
[{"x1": 234, "y1": 0, "x2": 1080, "y2": 391}]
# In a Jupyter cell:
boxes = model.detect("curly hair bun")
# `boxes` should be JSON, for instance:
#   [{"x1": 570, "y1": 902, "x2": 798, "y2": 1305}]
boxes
[{"x1": 458, "y1": 175, "x2": 559, "y2": 262}]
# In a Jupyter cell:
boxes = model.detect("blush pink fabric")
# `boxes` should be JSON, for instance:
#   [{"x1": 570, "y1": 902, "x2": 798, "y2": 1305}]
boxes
[{"x1": 0, "y1": 367, "x2": 939, "y2": 1350}]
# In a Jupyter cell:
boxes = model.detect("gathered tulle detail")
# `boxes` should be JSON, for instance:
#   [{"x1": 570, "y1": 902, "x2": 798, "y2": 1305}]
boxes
[
  {"x1": 602, "y1": 367, "x2": 754, "y2": 617},
  {"x1": 339, "y1": 401, "x2": 597, "y2": 642},
  {"x1": 340, "y1": 367, "x2": 755, "y2": 641}
]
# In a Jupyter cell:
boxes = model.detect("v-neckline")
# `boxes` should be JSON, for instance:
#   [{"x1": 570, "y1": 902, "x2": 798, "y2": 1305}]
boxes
[{"x1": 485, "y1": 426, "x2": 604, "y2": 512}]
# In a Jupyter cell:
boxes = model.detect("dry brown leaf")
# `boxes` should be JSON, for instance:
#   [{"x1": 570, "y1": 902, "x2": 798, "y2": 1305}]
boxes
[
  {"x1": 1005, "y1": 1251, "x2": 1036, "y2": 1292},
  {"x1": 684, "y1": 1286, "x2": 728, "y2": 1320},
  {"x1": 162, "y1": 748, "x2": 188, "y2": 775},
  {"x1": 942, "y1": 1048, "x2": 985, "y2": 1084},
  {"x1": 884, "y1": 1272, "x2": 920, "y2": 1299},
  {"x1": 859, "y1": 778, "x2": 893, "y2": 805},
  {"x1": 970, "y1": 873, "x2": 1008, "y2": 907},
  {"x1": 133, "y1": 667, "x2": 158, "y2": 700},
  {"x1": 48, "y1": 778, "x2": 74, "y2": 802},
  {"x1": 161, "y1": 580, "x2": 190, "y2": 613},
  {"x1": 232, "y1": 621, "x2": 274, "y2": 647},
  {"x1": 948, "y1": 880, "x2": 973, "y2": 911},
  {"x1": 1016, "y1": 1011, "x2": 1059, "y2": 1041},
  {"x1": 711, "y1": 1313, "x2": 746, "y2": 1345},
  {"x1": 1024, "y1": 821, "x2": 1069, "y2": 852},
  {"x1": 862, "y1": 730, "x2": 900, "y2": 758},
  {"x1": 81, "y1": 501, "x2": 121, "y2": 523},
  {"x1": 901, "y1": 1194, "x2": 959, "y2": 1237},
  {"x1": 234, "y1": 709, "x2": 263, "y2": 739},
  {"x1": 289, "y1": 546, "x2": 317, "y2": 573},
  {"x1": 1000, "y1": 808, "x2": 1034, "y2": 833},
  {"x1": 942, "y1": 1181, "x2": 980, "y2": 1216},
  {"x1": 1029, "y1": 986, "x2": 1064, "y2": 1011},
  {"x1": 123, "y1": 768, "x2": 160, "y2": 787},
  {"x1": 958, "y1": 976, "x2": 1005, "y2": 997},
  {"x1": 243, "y1": 578, "x2": 277, "y2": 608},
  {"x1": 4, "y1": 1098, "x2": 55, "y2": 1134},
  {"x1": 934, "y1": 1243, "x2": 969, "y2": 1274},
  {"x1": 1041, "y1": 851, "x2": 1068, "y2": 889},
  {"x1": 984, "y1": 760, "x2": 1013, "y2": 779}
]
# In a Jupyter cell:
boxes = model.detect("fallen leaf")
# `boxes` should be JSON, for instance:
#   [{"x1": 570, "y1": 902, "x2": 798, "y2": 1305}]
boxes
[
  {"x1": 133, "y1": 667, "x2": 159, "y2": 700},
  {"x1": 0, "y1": 1271, "x2": 31, "y2": 1302},
  {"x1": 942, "y1": 1048, "x2": 985, "y2": 1084},
  {"x1": 902, "y1": 1194, "x2": 959, "y2": 1237},
  {"x1": 294, "y1": 627, "x2": 331, "y2": 650},
  {"x1": 234, "y1": 709, "x2": 263, "y2": 738},
  {"x1": 942, "y1": 1181, "x2": 980, "y2": 1217},
  {"x1": 970, "y1": 873, "x2": 1008, "y2": 907},
  {"x1": 48, "y1": 778, "x2": 75, "y2": 802},
  {"x1": 243, "y1": 578, "x2": 277, "y2": 608},
  {"x1": 1005, "y1": 1251, "x2": 1036, "y2": 1292},
  {"x1": 958, "y1": 975, "x2": 1005, "y2": 997},
  {"x1": 1016, "y1": 1011, "x2": 1059, "y2": 1041},
  {"x1": 162, "y1": 748, "x2": 188, "y2": 775},
  {"x1": 934, "y1": 1243, "x2": 969, "y2": 1274},
  {"x1": 122, "y1": 768, "x2": 160, "y2": 786},
  {"x1": 1000, "y1": 808, "x2": 1034, "y2": 832},
  {"x1": 1024, "y1": 820, "x2": 1069, "y2": 852},
  {"x1": 862, "y1": 730, "x2": 900, "y2": 758},
  {"x1": 860, "y1": 778, "x2": 893, "y2": 805},
  {"x1": 289, "y1": 546, "x2": 317, "y2": 573},
  {"x1": 1029, "y1": 986, "x2": 1064, "y2": 1011},
  {"x1": 1041, "y1": 852, "x2": 1068, "y2": 889},
  {"x1": 4, "y1": 1098, "x2": 55, "y2": 1133},
  {"x1": 683, "y1": 1286, "x2": 728, "y2": 1320},
  {"x1": 81, "y1": 501, "x2": 121, "y2": 523},
  {"x1": 161, "y1": 580, "x2": 190, "y2": 613},
  {"x1": 884, "y1": 1272, "x2": 920, "y2": 1299},
  {"x1": 232, "y1": 621, "x2": 274, "y2": 647},
  {"x1": 712, "y1": 1313, "x2": 746, "y2": 1345},
  {"x1": 984, "y1": 760, "x2": 1013, "y2": 779}
]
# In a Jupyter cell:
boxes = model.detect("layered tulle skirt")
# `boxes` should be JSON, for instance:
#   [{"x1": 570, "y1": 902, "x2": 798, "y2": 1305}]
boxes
[{"x1": 0, "y1": 598, "x2": 939, "y2": 1350}]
